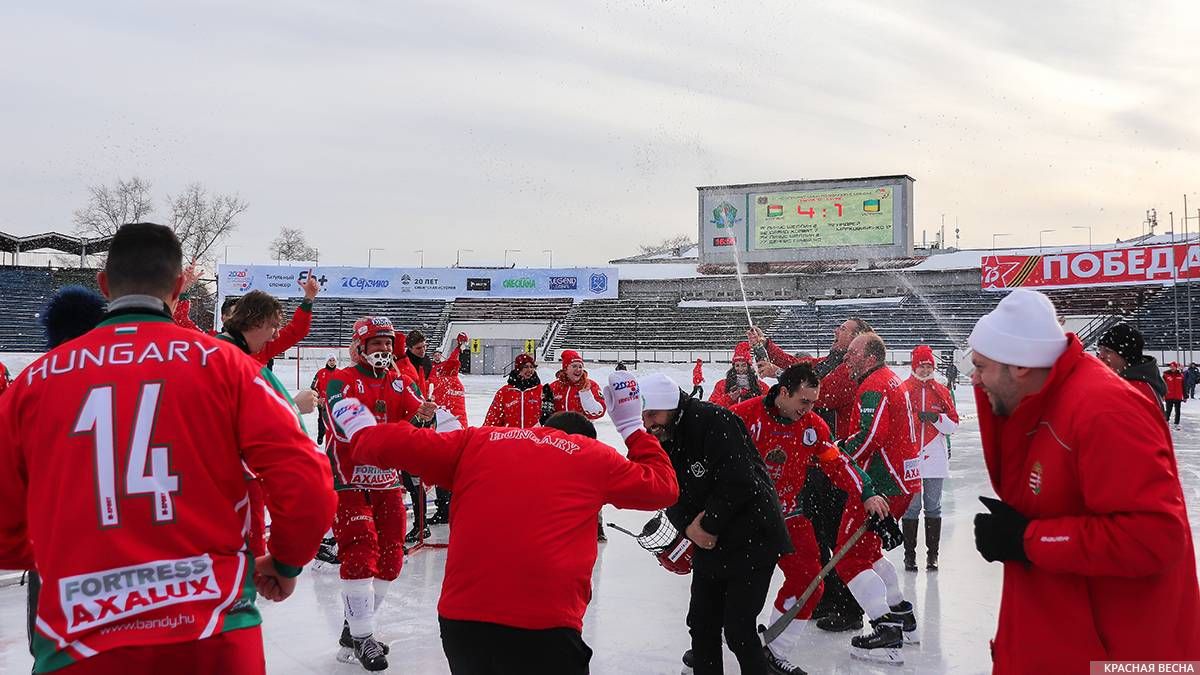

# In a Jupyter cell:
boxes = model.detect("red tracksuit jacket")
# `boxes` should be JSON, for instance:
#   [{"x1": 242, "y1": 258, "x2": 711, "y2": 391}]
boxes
[
  {"x1": 0, "y1": 313, "x2": 335, "y2": 673},
  {"x1": 350, "y1": 425, "x2": 678, "y2": 632},
  {"x1": 547, "y1": 370, "x2": 607, "y2": 420},
  {"x1": 708, "y1": 374, "x2": 770, "y2": 409},
  {"x1": 1164, "y1": 369, "x2": 1185, "y2": 401},
  {"x1": 483, "y1": 379, "x2": 543, "y2": 429},
  {"x1": 976, "y1": 336, "x2": 1200, "y2": 672}
]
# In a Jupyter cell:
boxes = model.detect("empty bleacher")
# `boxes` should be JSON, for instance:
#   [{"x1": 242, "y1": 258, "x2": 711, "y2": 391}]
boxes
[
  {"x1": 1123, "y1": 284, "x2": 1200, "y2": 350},
  {"x1": 289, "y1": 298, "x2": 448, "y2": 347},
  {"x1": 550, "y1": 298, "x2": 786, "y2": 351},
  {"x1": 0, "y1": 267, "x2": 57, "y2": 351},
  {"x1": 446, "y1": 298, "x2": 573, "y2": 323}
]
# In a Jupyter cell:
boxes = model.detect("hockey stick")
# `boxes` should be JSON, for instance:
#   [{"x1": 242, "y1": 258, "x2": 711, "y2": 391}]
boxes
[
  {"x1": 605, "y1": 522, "x2": 642, "y2": 539},
  {"x1": 759, "y1": 520, "x2": 870, "y2": 645}
]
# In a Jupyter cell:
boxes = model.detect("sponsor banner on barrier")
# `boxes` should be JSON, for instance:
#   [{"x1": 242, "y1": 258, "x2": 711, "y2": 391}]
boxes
[
  {"x1": 217, "y1": 266, "x2": 618, "y2": 300},
  {"x1": 981, "y1": 243, "x2": 1200, "y2": 291}
]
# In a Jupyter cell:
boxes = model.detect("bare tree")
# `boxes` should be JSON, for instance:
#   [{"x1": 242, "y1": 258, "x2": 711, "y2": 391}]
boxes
[
  {"x1": 269, "y1": 227, "x2": 318, "y2": 262},
  {"x1": 72, "y1": 177, "x2": 155, "y2": 237},
  {"x1": 167, "y1": 183, "x2": 248, "y2": 265},
  {"x1": 638, "y1": 234, "x2": 695, "y2": 256}
]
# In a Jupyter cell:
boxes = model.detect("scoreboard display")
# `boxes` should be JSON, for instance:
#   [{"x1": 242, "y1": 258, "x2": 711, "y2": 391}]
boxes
[{"x1": 698, "y1": 175, "x2": 914, "y2": 265}]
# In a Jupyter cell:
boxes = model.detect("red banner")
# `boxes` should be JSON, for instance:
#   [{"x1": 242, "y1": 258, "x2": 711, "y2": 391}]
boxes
[{"x1": 981, "y1": 243, "x2": 1200, "y2": 291}]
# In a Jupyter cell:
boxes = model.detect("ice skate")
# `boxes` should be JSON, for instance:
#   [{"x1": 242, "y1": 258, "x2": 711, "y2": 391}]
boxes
[
  {"x1": 764, "y1": 644, "x2": 808, "y2": 674},
  {"x1": 849, "y1": 616, "x2": 904, "y2": 665},
  {"x1": 336, "y1": 634, "x2": 388, "y2": 671},
  {"x1": 889, "y1": 600, "x2": 920, "y2": 643}
]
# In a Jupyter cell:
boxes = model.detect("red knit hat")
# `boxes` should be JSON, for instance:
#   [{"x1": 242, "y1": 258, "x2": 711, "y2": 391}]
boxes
[
  {"x1": 561, "y1": 350, "x2": 584, "y2": 367},
  {"x1": 911, "y1": 345, "x2": 935, "y2": 368},
  {"x1": 732, "y1": 342, "x2": 753, "y2": 364},
  {"x1": 515, "y1": 353, "x2": 536, "y2": 369}
]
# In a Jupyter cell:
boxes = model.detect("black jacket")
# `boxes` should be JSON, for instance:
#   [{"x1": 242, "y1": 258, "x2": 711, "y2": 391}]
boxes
[
  {"x1": 661, "y1": 393, "x2": 792, "y2": 572},
  {"x1": 1122, "y1": 355, "x2": 1167, "y2": 411}
]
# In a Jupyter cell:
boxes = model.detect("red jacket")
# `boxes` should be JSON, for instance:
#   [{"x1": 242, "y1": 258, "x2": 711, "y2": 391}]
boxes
[
  {"x1": 840, "y1": 365, "x2": 921, "y2": 496},
  {"x1": 1164, "y1": 369, "x2": 1185, "y2": 401},
  {"x1": 350, "y1": 424, "x2": 678, "y2": 632},
  {"x1": 256, "y1": 301, "x2": 312, "y2": 365},
  {"x1": 0, "y1": 314, "x2": 335, "y2": 671},
  {"x1": 431, "y1": 349, "x2": 467, "y2": 427},
  {"x1": 311, "y1": 365, "x2": 338, "y2": 412},
  {"x1": 692, "y1": 360, "x2": 704, "y2": 387},
  {"x1": 731, "y1": 397, "x2": 874, "y2": 513},
  {"x1": 172, "y1": 298, "x2": 215, "y2": 336},
  {"x1": 484, "y1": 376, "x2": 543, "y2": 429},
  {"x1": 762, "y1": 341, "x2": 857, "y2": 437},
  {"x1": 975, "y1": 335, "x2": 1200, "y2": 672},
  {"x1": 708, "y1": 373, "x2": 769, "y2": 409},
  {"x1": 547, "y1": 370, "x2": 606, "y2": 420},
  {"x1": 323, "y1": 364, "x2": 424, "y2": 490},
  {"x1": 901, "y1": 376, "x2": 959, "y2": 449},
  {"x1": 0, "y1": 361, "x2": 8, "y2": 397}
]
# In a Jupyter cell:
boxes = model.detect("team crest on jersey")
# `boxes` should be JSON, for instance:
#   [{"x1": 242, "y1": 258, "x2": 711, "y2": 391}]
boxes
[
  {"x1": 690, "y1": 461, "x2": 707, "y2": 478},
  {"x1": 1029, "y1": 461, "x2": 1043, "y2": 495},
  {"x1": 802, "y1": 428, "x2": 818, "y2": 446},
  {"x1": 391, "y1": 380, "x2": 404, "y2": 393},
  {"x1": 765, "y1": 448, "x2": 787, "y2": 465}
]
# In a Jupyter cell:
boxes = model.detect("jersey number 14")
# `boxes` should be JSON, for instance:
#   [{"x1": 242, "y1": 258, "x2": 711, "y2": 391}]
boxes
[{"x1": 73, "y1": 383, "x2": 179, "y2": 527}]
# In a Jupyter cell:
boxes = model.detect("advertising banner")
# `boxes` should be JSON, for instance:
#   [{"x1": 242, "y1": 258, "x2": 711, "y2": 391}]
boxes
[
  {"x1": 980, "y1": 243, "x2": 1200, "y2": 291},
  {"x1": 217, "y1": 265, "x2": 619, "y2": 300}
]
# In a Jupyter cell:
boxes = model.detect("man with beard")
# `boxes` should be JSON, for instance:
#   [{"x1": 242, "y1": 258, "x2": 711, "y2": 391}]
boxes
[
  {"x1": 485, "y1": 353, "x2": 545, "y2": 429},
  {"x1": 968, "y1": 289, "x2": 1199, "y2": 671},
  {"x1": 638, "y1": 373, "x2": 791, "y2": 675}
]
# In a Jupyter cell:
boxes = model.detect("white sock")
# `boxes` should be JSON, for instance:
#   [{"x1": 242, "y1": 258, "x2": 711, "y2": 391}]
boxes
[
  {"x1": 372, "y1": 579, "x2": 391, "y2": 612},
  {"x1": 341, "y1": 578, "x2": 375, "y2": 638},
  {"x1": 324, "y1": 527, "x2": 334, "y2": 538},
  {"x1": 873, "y1": 557, "x2": 904, "y2": 607},
  {"x1": 766, "y1": 603, "x2": 805, "y2": 658},
  {"x1": 846, "y1": 570, "x2": 891, "y2": 620}
]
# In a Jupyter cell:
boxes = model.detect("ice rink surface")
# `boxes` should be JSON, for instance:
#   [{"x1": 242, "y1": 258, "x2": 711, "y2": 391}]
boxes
[{"x1": 1, "y1": 357, "x2": 1198, "y2": 674}]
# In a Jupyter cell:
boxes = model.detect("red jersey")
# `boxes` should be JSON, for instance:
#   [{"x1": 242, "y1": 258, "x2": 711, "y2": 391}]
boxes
[
  {"x1": 731, "y1": 397, "x2": 874, "y2": 513},
  {"x1": 841, "y1": 365, "x2": 921, "y2": 495},
  {"x1": 257, "y1": 301, "x2": 312, "y2": 364},
  {"x1": 761, "y1": 341, "x2": 857, "y2": 437},
  {"x1": 350, "y1": 424, "x2": 678, "y2": 632},
  {"x1": 0, "y1": 361, "x2": 9, "y2": 397},
  {"x1": 547, "y1": 370, "x2": 606, "y2": 420},
  {"x1": 431, "y1": 349, "x2": 467, "y2": 427},
  {"x1": 0, "y1": 313, "x2": 335, "y2": 673},
  {"x1": 310, "y1": 365, "x2": 337, "y2": 401},
  {"x1": 324, "y1": 364, "x2": 424, "y2": 490}
]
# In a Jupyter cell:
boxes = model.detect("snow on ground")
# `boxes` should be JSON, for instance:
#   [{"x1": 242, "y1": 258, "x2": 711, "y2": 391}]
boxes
[{"x1": 2, "y1": 355, "x2": 1199, "y2": 674}]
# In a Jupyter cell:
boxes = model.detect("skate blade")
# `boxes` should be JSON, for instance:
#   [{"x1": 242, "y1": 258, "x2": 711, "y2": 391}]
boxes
[
  {"x1": 335, "y1": 647, "x2": 359, "y2": 664},
  {"x1": 680, "y1": 667, "x2": 693, "y2": 675},
  {"x1": 903, "y1": 627, "x2": 921, "y2": 644},
  {"x1": 849, "y1": 645, "x2": 904, "y2": 665}
]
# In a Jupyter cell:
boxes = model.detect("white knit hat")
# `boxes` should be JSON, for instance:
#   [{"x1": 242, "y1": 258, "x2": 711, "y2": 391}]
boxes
[
  {"x1": 639, "y1": 373, "x2": 683, "y2": 411},
  {"x1": 968, "y1": 289, "x2": 1067, "y2": 368}
]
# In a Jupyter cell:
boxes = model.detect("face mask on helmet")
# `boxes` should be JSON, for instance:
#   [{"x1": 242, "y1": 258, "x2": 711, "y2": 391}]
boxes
[{"x1": 364, "y1": 349, "x2": 393, "y2": 370}]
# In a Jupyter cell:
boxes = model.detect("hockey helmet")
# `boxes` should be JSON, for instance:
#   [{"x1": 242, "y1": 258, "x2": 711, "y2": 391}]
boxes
[{"x1": 350, "y1": 316, "x2": 400, "y2": 369}]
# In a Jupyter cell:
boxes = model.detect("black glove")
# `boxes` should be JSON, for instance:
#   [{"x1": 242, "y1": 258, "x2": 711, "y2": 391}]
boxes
[
  {"x1": 974, "y1": 496, "x2": 1029, "y2": 563},
  {"x1": 918, "y1": 411, "x2": 939, "y2": 423},
  {"x1": 869, "y1": 513, "x2": 904, "y2": 551}
]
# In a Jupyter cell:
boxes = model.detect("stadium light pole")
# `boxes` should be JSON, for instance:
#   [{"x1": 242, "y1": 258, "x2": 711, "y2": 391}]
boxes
[
  {"x1": 224, "y1": 244, "x2": 240, "y2": 264},
  {"x1": 1038, "y1": 229, "x2": 1056, "y2": 253},
  {"x1": 504, "y1": 249, "x2": 522, "y2": 267},
  {"x1": 368, "y1": 248, "x2": 384, "y2": 267},
  {"x1": 1071, "y1": 226, "x2": 1092, "y2": 249},
  {"x1": 456, "y1": 249, "x2": 473, "y2": 268},
  {"x1": 415, "y1": 250, "x2": 424, "y2": 268},
  {"x1": 543, "y1": 249, "x2": 554, "y2": 268}
]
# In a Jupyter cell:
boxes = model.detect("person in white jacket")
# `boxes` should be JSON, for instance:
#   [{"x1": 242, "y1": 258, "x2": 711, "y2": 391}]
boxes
[{"x1": 900, "y1": 345, "x2": 959, "y2": 571}]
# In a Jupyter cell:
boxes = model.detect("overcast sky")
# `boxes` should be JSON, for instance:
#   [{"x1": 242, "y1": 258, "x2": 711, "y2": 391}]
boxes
[{"x1": 3, "y1": 0, "x2": 1199, "y2": 267}]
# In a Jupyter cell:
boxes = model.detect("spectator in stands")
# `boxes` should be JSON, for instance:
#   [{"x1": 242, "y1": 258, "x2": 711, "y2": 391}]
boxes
[
  {"x1": 748, "y1": 318, "x2": 874, "y2": 631},
  {"x1": 1186, "y1": 363, "x2": 1200, "y2": 400},
  {"x1": 1097, "y1": 323, "x2": 1166, "y2": 413},
  {"x1": 428, "y1": 333, "x2": 470, "y2": 525},
  {"x1": 1164, "y1": 362, "x2": 1185, "y2": 430},
  {"x1": 708, "y1": 342, "x2": 768, "y2": 408},
  {"x1": 484, "y1": 353, "x2": 544, "y2": 429},
  {"x1": 901, "y1": 345, "x2": 959, "y2": 572},
  {"x1": 312, "y1": 353, "x2": 339, "y2": 444}
]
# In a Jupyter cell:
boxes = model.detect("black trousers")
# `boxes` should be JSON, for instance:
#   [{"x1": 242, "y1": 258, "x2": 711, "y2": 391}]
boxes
[
  {"x1": 439, "y1": 617, "x2": 591, "y2": 675},
  {"x1": 803, "y1": 467, "x2": 862, "y2": 618},
  {"x1": 1166, "y1": 400, "x2": 1182, "y2": 425},
  {"x1": 688, "y1": 555, "x2": 776, "y2": 675},
  {"x1": 316, "y1": 411, "x2": 327, "y2": 445},
  {"x1": 402, "y1": 472, "x2": 425, "y2": 530},
  {"x1": 434, "y1": 487, "x2": 451, "y2": 514}
]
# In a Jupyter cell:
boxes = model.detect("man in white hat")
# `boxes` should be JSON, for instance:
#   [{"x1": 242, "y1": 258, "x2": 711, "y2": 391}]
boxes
[
  {"x1": 968, "y1": 289, "x2": 1200, "y2": 672},
  {"x1": 638, "y1": 372, "x2": 791, "y2": 675}
]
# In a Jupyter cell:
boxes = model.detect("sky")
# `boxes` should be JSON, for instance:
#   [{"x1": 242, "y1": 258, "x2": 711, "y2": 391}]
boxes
[{"x1": 2, "y1": 0, "x2": 1199, "y2": 268}]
